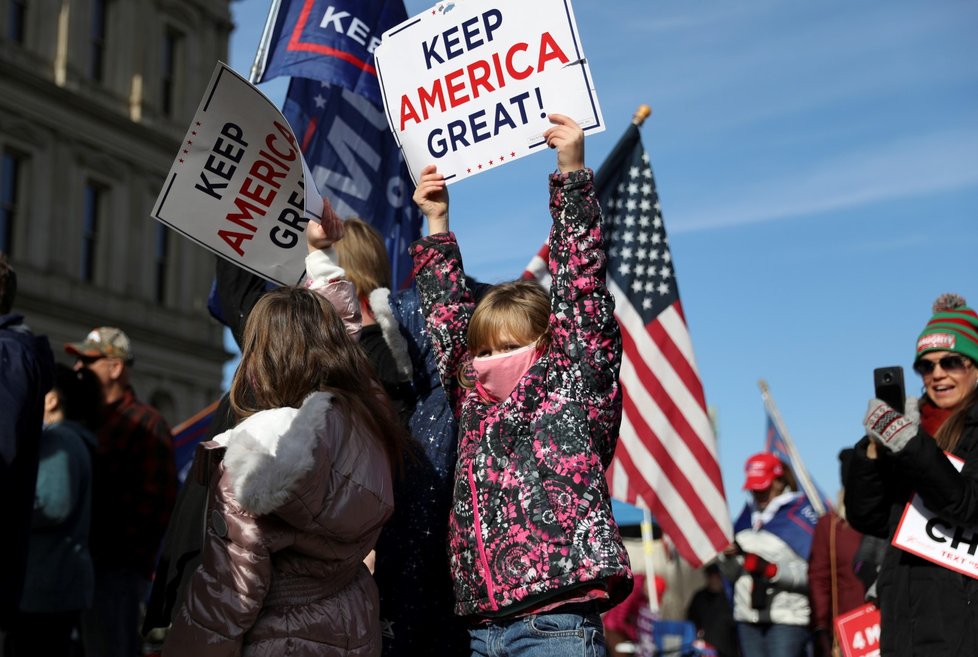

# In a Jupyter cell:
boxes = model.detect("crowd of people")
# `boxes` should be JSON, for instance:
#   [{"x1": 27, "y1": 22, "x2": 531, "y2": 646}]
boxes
[{"x1": 2, "y1": 114, "x2": 977, "y2": 657}]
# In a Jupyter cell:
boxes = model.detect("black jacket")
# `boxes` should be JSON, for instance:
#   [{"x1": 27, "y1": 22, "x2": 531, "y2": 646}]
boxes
[
  {"x1": 845, "y1": 401, "x2": 978, "y2": 657},
  {"x1": 0, "y1": 314, "x2": 54, "y2": 627}
]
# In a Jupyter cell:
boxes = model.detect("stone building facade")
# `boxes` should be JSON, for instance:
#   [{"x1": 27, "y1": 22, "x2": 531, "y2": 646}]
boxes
[{"x1": 0, "y1": 0, "x2": 234, "y2": 424}]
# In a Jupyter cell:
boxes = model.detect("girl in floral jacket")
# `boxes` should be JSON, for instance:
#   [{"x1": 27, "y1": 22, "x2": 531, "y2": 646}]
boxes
[{"x1": 411, "y1": 114, "x2": 632, "y2": 656}]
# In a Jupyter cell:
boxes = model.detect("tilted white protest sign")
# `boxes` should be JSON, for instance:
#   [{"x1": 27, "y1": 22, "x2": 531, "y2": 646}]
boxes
[
  {"x1": 152, "y1": 62, "x2": 323, "y2": 286},
  {"x1": 374, "y1": 0, "x2": 603, "y2": 185}
]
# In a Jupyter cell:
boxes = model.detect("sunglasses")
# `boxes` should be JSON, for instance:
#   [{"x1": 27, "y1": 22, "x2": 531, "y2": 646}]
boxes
[
  {"x1": 912, "y1": 355, "x2": 972, "y2": 376},
  {"x1": 76, "y1": 354, "x2": 106, "y2": 366}
]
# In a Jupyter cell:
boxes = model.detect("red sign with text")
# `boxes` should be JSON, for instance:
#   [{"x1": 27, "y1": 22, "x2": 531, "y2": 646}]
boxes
[{"x1": 834, "y1": 603, "x2": 881, "y2": 657}]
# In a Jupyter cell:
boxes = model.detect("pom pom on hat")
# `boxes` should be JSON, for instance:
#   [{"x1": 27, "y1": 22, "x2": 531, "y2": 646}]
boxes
[
  {"x1": 933, "y1": 293, "x2": 968, "y2": 314},
  {"x1": 915, "y1": 293, "x2": 978, "y2": 366}
]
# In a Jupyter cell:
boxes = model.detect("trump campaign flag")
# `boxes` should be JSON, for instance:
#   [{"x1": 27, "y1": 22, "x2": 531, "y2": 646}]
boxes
[
  {"x1": 252, "y1": 0, "x2": 422, "y2": 286},
  {"x1": 523, "y1": 118, "x2": 733, "y2": 566},
  {"x1": 252, "y1": 0, "x2": 404, "y2": 106}
]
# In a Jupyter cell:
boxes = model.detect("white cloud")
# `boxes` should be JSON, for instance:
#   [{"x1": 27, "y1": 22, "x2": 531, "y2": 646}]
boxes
[{"x1": 674, "y1": 129, "x2": 978, "y2": 232}]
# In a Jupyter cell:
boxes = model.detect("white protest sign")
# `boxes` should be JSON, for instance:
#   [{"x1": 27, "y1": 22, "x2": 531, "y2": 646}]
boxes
[
  {"x1": 892, "y1": 452, "x2": 978, "y2": 578},
  {"x1": 374, "y1": 0, "x2": 603, "y2": 185},
  {"x1": 152, "y1": 62, "x2": 322, "y2": 286}
]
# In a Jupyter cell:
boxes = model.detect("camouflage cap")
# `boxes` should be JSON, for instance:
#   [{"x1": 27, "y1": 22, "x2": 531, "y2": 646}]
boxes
[{"x1": 65, "y1": 327, "x2": 133, "y2": 363}]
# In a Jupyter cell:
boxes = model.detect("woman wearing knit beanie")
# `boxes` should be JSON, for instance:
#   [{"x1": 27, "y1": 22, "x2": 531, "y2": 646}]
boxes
[{"x1": 845, "y1": 293, "x2": 978, "y2": 657}]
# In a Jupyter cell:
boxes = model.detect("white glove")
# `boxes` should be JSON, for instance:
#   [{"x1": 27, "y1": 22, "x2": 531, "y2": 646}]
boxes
[{"x1": 864, "y1": 396, "x2": 920, "y2": 453}]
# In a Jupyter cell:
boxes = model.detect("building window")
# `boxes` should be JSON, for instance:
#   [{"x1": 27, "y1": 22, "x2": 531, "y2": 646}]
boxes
[
  {"x1": 81, "y1": 182, "x2": 104, "y2": 282},
  {"x1": 90, "y1": 0, "x2": 108, "y2": 81},
  {"x1": 8, "y1": 0, "x2": 27, "y2": 44},
  {"x1": 0, "y1": 151, "x2": 24, "y2": 255},
  {"x1": 161, "y1": 28, "x2": 183, "y2": 117},
  {"x1": 154, "y1": 222, "x2": 168, "y2": 303}
]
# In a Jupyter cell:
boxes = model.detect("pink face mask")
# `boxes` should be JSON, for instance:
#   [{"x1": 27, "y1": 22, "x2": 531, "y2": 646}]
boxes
[{"x1": 472, "y1": 344, "x2": 540, "y2": 403}]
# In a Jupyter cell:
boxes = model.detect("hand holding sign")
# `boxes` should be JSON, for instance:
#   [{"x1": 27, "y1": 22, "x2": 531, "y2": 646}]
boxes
[
  {"x1": 413, "y1": 165, "x2": 450, "y2": 234},
  {"x1": 543, "y1": 113, "x2": 585, "y2": 174},
  {"x1": 307, "y1": 198, "x2": 345, "y2": 253}
]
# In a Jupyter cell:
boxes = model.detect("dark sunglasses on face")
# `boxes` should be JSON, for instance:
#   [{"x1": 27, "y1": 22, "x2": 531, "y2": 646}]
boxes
[
  {"x1": 912, "y1": 355, "x2": 972, "y2": 376},
  {"x1": 76, "y1": 354, "x2": 105, "y2": 366}
]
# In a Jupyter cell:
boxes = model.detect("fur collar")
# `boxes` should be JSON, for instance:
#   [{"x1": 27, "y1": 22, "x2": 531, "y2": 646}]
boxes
[
  {"x1": 218, "y1": 392, "x2": 332, "y2": 515},
  {"x1": 369, "y1": 287, "x2": 413, "y2": 382}
]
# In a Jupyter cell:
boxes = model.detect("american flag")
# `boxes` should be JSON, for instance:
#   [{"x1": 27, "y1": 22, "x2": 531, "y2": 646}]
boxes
[{"x1": 525, "y1": 124, "x2": 732, "y2": 566}]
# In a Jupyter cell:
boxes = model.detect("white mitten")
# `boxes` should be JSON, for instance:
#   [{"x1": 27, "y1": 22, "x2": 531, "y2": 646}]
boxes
[{"x1": 864, "y1": 396, "x2": 919, "y2": 452}]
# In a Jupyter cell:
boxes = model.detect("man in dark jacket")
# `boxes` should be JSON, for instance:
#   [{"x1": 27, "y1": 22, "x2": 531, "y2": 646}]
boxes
[
  {"x1": 0, "y1": 252, "x2": 55, "y2": 632},
  {"x1": 67, "y1": 326, "x2": 176, "y2": 657}
]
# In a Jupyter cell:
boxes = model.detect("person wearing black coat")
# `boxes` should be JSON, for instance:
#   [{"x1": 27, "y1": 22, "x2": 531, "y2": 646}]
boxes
[{"x1": 845, "y1": 293, "x2": 978, "y2": 657}]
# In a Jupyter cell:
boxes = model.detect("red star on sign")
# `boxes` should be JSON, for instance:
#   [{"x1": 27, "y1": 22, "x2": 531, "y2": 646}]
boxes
[
  {"x1": 488, "y1": 159, "x2": 494, "y2": 165},
  {"x1": 467, "y1": 168, "x2": 472, "y2": 173},
  {"x1": 500, "y1": 155, "x2": 505, "y2": 161},
  {"x1": 179, "y1": 159, "x2": 184, "y2": 163},
  {"x1": 511, "y1": 151, "x2": 516, "y2": 157},
  {"x1": 477, "y1": 164, "x2": 483, "y2": 170}
]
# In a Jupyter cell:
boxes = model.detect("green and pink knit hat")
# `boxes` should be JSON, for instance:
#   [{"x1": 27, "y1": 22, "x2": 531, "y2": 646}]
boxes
[{"x1": 916, "y1": 294, "x2": 978, "y2": 365}]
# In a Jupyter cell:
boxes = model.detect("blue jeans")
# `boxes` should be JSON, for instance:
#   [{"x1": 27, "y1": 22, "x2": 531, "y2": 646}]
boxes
[
  {"x1": 470, "y1": 611, "x2": 607, "y2": 657},
  {"x1": 736, "y1": 622, "x2": 809, "y2": 657}
]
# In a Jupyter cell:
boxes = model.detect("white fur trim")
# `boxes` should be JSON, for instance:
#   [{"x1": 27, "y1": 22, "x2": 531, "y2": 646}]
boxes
[
  {"x1": 305, "y1": 247, "x2": 344, "y2": 288},
  {"x1": 218, "y1": 392, "x2": 333, "y2": 515},
  {"x1": 369, "y1": 287, "x2": 413, "y2": 382}
]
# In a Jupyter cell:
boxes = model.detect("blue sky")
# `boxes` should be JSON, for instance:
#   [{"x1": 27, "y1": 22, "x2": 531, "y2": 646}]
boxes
[{"x1": 225, "y1": 0, "x2": 978, "y2": 519}]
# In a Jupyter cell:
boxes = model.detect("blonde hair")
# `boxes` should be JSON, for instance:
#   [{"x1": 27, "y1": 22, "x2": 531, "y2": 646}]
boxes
[
  {"x1": 334, "y1": 218, "x2": 391, "y2": 298},
  {"x1": 467, "y1": 279, "x2": 551, "y2": 357},
  {"x1": 229, "y1": 286, "x2": 406, "y2": 475}
]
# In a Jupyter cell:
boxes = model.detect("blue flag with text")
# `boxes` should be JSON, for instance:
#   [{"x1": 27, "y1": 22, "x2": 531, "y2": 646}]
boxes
[
  {"x1": 284, "y1": 78, "x2": 421, "y2": 286},
  {"x1": 765, "y1": 412, "x2": 833, "y2": 512},
  {"x1": 254, "y1": 0, "x2": 422, "y2": 286},
  {"x1": 252, "y1": 0, "x2": 408, "y2": 106}
]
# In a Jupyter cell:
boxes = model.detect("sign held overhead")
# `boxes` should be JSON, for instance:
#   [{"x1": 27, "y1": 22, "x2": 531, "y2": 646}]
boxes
[
  {"x1": 375, "y1": 0, "x2": 603, "y2": 185},
  {"x1": 152, "y1": 63, "x2": 322, "y2": 286}
]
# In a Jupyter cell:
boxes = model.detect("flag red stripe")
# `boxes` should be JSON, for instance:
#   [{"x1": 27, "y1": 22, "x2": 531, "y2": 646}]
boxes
[
  {"x1": 611, "y1": 440, "x2": 700, "y2": 561},
  {"x1": 619, "y1": 392, "x2": 715, "y2": 531},
  {"x1": 647, "y1": 317, "x2": 710, "y2": 412},
  {"x1": 620, "y1": 385, "x2": 732, "y2": 550},
  {"x1": 619, "y1": 324, "x2": 725, "y2": 492}
]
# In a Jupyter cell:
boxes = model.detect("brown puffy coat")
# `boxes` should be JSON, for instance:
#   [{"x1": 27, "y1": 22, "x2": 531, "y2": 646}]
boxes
[{"x1": 164, "y1": 392, "x2": 394, "y2": 657}]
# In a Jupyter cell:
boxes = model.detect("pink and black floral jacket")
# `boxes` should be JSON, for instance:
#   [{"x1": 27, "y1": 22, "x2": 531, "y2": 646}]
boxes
[{"x1": 411, "y1": 168, "x2": 632, "y2": 619}]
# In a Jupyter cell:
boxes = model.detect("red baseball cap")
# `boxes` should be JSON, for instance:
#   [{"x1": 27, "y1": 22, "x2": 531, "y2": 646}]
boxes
[{"x1": 743, "y1": 452, "x2": 784, "y2": 491}]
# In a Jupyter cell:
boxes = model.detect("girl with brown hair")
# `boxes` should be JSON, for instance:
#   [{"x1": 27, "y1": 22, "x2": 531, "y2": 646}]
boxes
[{"x1": 164, "y1": 209, "x2": 403, "y2": 657}]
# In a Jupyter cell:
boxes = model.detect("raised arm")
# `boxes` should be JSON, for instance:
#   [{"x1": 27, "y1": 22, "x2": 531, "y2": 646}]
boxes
[
  {"x1": 410, "y1": 165, "x2": 473, "y2": 414},
  {"x1": 544, "y1": 114, "x2": 622, "y2": 464},
  {"x1": 304, "y1": 200, "x2": 361, "y2": 342}
]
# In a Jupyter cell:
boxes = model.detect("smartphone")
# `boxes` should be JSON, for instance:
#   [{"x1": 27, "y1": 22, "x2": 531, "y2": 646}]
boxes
[{"x1": 874, "y1": 366, "x2": 906, "y2": 412}]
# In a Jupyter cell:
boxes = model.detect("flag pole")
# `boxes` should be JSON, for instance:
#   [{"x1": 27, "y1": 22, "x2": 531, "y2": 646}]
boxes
[
  {"x1": 631, "y1": 102, "x2": 662, "y2": 616},
  {"x1": 758, "y1": 379, "x2": 827, "y2": 516},
  {"x1": 642, "y1": 508, "x2": 660, "y2": 615},
  {"x1": 250, "y1": 0, "x2": 282, "y2": 83}
]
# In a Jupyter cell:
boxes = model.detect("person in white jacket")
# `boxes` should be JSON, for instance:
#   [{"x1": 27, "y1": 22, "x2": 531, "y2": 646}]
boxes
[{"x1": 719, "y1": 452, "x2": 819, "y2": 657}]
